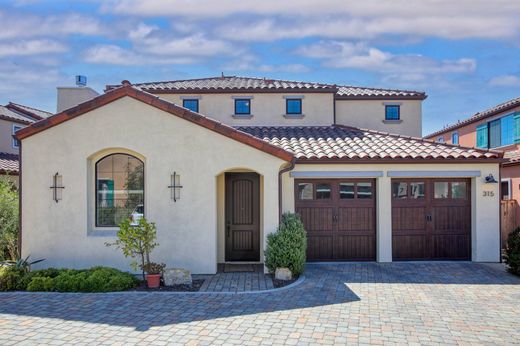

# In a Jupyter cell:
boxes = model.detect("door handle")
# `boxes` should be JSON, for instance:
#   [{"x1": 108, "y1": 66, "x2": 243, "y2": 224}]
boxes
[{"x1": 226, "y1": 221, "x2": 231, "y2": 237}]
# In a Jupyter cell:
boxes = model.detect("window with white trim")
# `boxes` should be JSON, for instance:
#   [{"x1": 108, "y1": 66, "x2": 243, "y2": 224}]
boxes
[{"x1": 12, "y1": 125, "x2": 22, "y2": 148}]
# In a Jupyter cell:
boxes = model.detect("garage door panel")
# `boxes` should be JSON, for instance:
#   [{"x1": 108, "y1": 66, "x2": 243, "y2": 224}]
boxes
[
  {"x1": 431, "y1": 234, "x2": 470, "y2": 259},
  {"x1": 297, "y1": 207, "x2": 333, "y2": 232},
  {"x1": 432, "y1": 206, "x2": 471, "y2": 232},
  {"x1": 337, "y1": 207, "x2": 373, "y2": 231},
  {"x1": 336, "y1": 235, "x2": 376, "y2": 260},
  {"x1": 307, "y1": 235, "x2": 334, "y2": 261},
  {"x1": 393, "y1": 235, "x2": 429, "y2": 260},
  {"x1": 392, "y1": 207, "x2": 427, "y2": 231}
]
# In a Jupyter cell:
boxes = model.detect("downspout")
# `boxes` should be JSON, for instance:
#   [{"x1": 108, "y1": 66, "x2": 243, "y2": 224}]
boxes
[
  {"x1": 17, "y1": 140, "x2": 22, "y2": 259},
  {"x1": 278, "y1": 158, "x2": 296, "y2": 222},
  {"x1": 499, "y1": 163, "x2": 502, "y2": 263},
  {"x1": 333, "y1": 96, "x2": 336, "y2": 125}
]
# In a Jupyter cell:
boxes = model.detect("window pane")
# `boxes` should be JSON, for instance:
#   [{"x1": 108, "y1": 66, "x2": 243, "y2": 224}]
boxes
[
  {"x1": 235, "y1": 99, "x2": 251, "y2": 115},
  {"x1": 451, "y1": 132, "x2": 459, "y2": 145},
  {"x1": 501, "y1": 181, "x2": 510, "y2": 200},
  {"x1": 357, "y1": 182, "x2": 372, "y2": 199},
  {"x1": 183, "y1": 99, "x2": 199, "y2": 112},
  {"x1": 451, "y1": 182, "x2": 467, "y2": 199},
  {"x1": 501, "y1": 115, "x2": 514, "y2": 146},
  {"x1": 286, "y1": 99, "x2": 302, "y2": 114},
  {"x1": 434, "y1": 182, "x2": 449, "y2": 199},
  {"x1": 96, "y1": 154, "x2": 144, "y2": 227},
  {"x1": 476, "y1": 124, "x2": 488, "y2": 148},
  {"x1": 410, "y1": 182, "x2": 425, "y2": 199},
  {"x1": 385, "y1": 105, "x2": 400, "y2": 120},
  {"x1": 298, "y1": 183, "x2": 313, "y2": 200},
  {"x1": 316, "y1": 183, "x2": 331, "y2": 199},
  {"x1": 489, "y1": 119, "x2": 501, "y2": 148},
  {"x1": 392, "y1": 182, "x2": 407, "y2": 199},
  {"x1": 339, "y1": 183, "x2": 354, "y2": 199}
]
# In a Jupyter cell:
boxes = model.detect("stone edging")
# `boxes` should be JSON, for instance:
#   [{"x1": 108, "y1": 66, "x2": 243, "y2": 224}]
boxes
[{"x1": 0, "y1": 275, "x2": 306, "y2": 296}]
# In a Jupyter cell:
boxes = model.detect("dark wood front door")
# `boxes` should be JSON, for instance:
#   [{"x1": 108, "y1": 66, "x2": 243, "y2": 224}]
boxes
[
  {"x1": 295, "y1": 179, "x2": 376, "y2": 261},
  {"x1": 392, "y1": 179, "x2": 471, "y2": 260},
  {"x1": 225, "y1": 173, "x2": 260, "y2": 261}
]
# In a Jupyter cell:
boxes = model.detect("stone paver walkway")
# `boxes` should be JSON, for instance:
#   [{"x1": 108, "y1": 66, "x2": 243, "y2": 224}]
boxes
[
  {"x1": 197, "y1": 264, "x2": 275, "y2": 292},
  {"x1": 1, "y1": 262, "x2": 519, "y2": 345}
]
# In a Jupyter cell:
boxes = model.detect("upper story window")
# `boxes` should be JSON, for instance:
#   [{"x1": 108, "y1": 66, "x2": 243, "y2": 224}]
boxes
[
  {"x1": 286, "y1": 99, "x2": 302, "y2": 115},
  {"x1": 477, "y1": 113, "x2": 518, "y2": 149},
  {"x1": 437, "y1": 136, "x2": 445, "y2": 143},
  {"x1": 234, "y1": 99, "x2": 251, "y2": 116},
  {"x1": 182, "y1": 99, "x2": 199, "y2": 113},
  {"x1": 12, "y1": 125, "x2": 22, "y2": 148},
  {"x1": 95, "y1": 153, "x2": 144, "y2": 227},
  {"x1": 451, "y1": 132, "x2": 459, "y2": 145},
  {"x1": 385, "y1": 105, "x2": 400, "y2": 120}
]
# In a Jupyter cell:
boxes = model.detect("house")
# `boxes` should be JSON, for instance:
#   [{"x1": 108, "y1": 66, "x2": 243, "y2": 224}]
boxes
[
  {"x1": 424, "y1": 96, "x2": 520, "y2": 201},
  {"x1": 16, "y1": 77, "x2": 503, "y2": 274},
  {"x1": 0, "y1": 102, "x2": 52, "y2": 186}
]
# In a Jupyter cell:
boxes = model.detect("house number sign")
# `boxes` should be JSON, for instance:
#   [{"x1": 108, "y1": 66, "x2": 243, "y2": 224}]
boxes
[{"x1": 482, "y1": 191, "x2": 495, "y2": 197}]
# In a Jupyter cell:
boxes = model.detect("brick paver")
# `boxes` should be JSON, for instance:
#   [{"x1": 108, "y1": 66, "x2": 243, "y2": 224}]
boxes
[
  {"x1": 1, "y1": 262, "x2": 519, "y2": 345},
  {"x1": 197, "y1": 264, "x2": 275, "y2": 292}
]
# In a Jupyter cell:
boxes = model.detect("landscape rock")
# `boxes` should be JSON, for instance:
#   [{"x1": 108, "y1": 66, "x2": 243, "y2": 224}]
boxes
[
  {"x1": 275, "y1": 267, "x2": 293, "y2": 281},
  {"x1": 163, "y1": 268, "x2": 192, "y2": 286}
]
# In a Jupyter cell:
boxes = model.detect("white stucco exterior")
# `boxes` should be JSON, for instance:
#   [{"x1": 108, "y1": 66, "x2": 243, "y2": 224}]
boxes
[{"x1": 20, "y1": 94, "x2": 501, "y2": 276}]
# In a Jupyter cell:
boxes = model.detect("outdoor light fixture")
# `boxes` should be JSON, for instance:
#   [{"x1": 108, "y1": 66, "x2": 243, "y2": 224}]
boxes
[
  {"x1": 168, "y1": 172, "x2": 183, "y2": 202},
  {"x1": 50, "y1": 172, "x2": 64, "y2": 203},
  {"x1": 484, "y1": 173, "x2": 498, "y2": 184}
]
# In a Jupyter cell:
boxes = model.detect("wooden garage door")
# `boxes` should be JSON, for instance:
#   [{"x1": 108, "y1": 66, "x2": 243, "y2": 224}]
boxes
[
  {"x1": 392, "y1": 179, "x2": 471, "y2": 260},
  {"x1": 295, "y1": 179, "x2": 376, "y2": 261}
]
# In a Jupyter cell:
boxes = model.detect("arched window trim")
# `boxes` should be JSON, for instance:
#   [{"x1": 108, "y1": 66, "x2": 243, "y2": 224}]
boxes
[{"x1": 94, "y1": 153, "x2": 145, "y2": 228}]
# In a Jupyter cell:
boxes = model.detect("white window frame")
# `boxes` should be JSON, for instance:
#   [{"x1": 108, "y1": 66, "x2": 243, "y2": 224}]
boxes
[
  {"x1": 501, "y1": 178, "x2": 511, "y2": 200},
  {"x1": 12, "y1": 124, "x2": 22, "y2": 148}
]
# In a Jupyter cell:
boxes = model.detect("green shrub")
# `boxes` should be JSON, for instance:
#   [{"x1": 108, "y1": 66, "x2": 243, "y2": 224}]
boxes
[
  {"x1": 504, "y1": 227, "x2": 520, "y2": 275},
  {"x1": 265, "y1": 213, "x2": 307, "y2": 276},
  {"x1": 0, "y1": 266, "x2": 24, "y2": 291},
  {"x1": 27, "y1": 277, "x2": 54, "y2": 292}
]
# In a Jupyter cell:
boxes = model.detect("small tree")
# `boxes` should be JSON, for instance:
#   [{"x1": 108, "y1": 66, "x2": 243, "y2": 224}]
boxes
[
  {"x1": 504, "y1": 227, "x2": 520, "y2": 276},
  {"x1": 265, "y1": 212, "x2": 307, "y2": 276},
  {"x1": 105, "y1": 217, "x2": 158, "y2": 279},
  {"x1": 0, "y1": 177, "x2": 19, "y2": 261}
]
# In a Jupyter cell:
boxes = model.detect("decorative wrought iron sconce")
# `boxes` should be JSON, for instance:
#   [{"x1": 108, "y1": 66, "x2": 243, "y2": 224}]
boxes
[
  {"x1": 484, "y1": 173, "x2": 498, "y2": 184},
  {"x1": 50, "y1": 172, "x2": 64, "y2": 203},
  {"x1": 168, "y1": 172, "x2": 183, "y2": 202}
]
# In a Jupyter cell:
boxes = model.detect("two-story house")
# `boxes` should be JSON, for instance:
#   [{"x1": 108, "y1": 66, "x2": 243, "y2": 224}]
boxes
[
  {"x1": 16, "y1": 76, "x2": 503, "y2": 274},
  {"x1": 425, "y1": 96, "x2": 520, "y2": 202},
  {"x1": 0, "y1": 102, "x2": 52, "y2": 185}
]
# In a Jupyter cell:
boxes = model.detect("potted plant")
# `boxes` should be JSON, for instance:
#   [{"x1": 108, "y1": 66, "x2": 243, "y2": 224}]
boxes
[
  {"x1": 105, "y1": 217, "x2": 161, "y2": 284},
  {"x1": 141, "y1": 262, "x2": 166, "y2": 288}
]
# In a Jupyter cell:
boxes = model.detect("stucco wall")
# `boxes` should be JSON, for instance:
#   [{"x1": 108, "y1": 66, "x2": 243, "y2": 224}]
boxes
[
  {"x1": 335, "y1": 100, "x2": 422, "y2": 136},
  {"x1": 157, "y1": 93, "x2": 335, "y2": 126},
  {"x1": 282, "y1": 163, "x2": 501, "y2": 262},
  {"x1": 21, "y1": 96, "x2": 286, "y2": 274},
  {"x1": 0, "y1": 119, "x2": 23, "y2": 154}
]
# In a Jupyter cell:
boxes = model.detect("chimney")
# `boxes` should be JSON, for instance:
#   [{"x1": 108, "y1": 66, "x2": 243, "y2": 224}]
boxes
[{"x1": 56, "y1": 75, "x2": 100, "y2": 113}]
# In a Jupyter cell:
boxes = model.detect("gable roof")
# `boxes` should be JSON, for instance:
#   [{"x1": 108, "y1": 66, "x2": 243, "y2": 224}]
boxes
[
  {"x1": 0, "y1": 103, "x2": 52, "y2": 124},
  {"x1": 7, "y1": 102, "x2": 52, "y2": 120},
  {"x1": 15, "y1": 83, "x2": 294, "y2": 162},
  {"x1": 106, "y1": 76, "x2": 427, "y2": 100},
  {"x1": 238, "y1": 125, "x2": 502, "y2": 162},
  {"x1": 425, "y1": 96, "x2": 520, "y2": 138}
]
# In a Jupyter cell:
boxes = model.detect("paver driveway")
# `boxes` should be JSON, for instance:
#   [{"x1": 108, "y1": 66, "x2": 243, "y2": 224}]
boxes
[{"x1": 1, "y1": 262, "x2": 519, "y2": 345}]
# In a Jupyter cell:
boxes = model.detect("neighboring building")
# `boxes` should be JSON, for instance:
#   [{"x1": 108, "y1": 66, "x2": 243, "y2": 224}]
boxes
[
  {"x1": 16, "y1": 78, "x2": 502, "y2": 275},
  {"x1": 0, "y1": 102, "x2": 52, "y2": 185},
  {"x1": 106, "y1": 76, "x2": 426, "y2": 136},
  {"x1": 425, "y1": 96, "x2": 520, "y2": 201}
]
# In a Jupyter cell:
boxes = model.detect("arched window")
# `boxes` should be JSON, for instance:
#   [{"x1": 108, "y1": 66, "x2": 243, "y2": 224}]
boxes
[{"x1": 95, "y1": 154, "x2": 144, "y2": 227}]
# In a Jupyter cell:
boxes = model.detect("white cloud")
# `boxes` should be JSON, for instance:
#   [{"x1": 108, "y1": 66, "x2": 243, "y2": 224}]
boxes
[
  {"x1": 489, "y1": 75, "x2": 520, "y2": 87},
  {"x1": 101, "y1": 0, "x2": 520, "y2": 41},
  {"x1": 0, "y1": 39, "x2": 67, "y2": 57},
  {"x1": 83, "y1": 44, "x2": 196, "y2": 65}
]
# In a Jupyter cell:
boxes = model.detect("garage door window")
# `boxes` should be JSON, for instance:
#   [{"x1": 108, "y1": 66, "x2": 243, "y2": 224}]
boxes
[
  {"x1": 451, "y1": 182, "x2": 467, "y2": 199},
  {"x1": 298, "y1": 183, "x2": 313, "y2": 200},
  {"x1": 392, "y1": 182, "x2": 408, "y2": 199},
  {"x1": 410, "y1": 182, "x2": 425, "y2": 199},
  {"x1": 316, "y1": 183, "x2": 331, "y2": 199},
  {"x1": 357, "y1": 182, "x2": 373, "y2": 199},
  {"x1": 434, "y1": 182, "x2": 449, "y2": 199},
  {"x1": 339, "y1": 183, "x2": 355, "y2": 199}
]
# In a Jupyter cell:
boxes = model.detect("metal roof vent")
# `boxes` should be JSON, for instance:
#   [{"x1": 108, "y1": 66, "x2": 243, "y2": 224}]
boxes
[{"x1": 75, "y1": 75, "x2": 87, "y2": 87}]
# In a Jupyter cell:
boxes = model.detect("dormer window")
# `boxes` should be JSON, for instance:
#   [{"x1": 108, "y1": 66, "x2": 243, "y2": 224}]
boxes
[
  {"x1": 234, "y1": 99, "x2": 251, "y2": 115},
  {"x1": 286, "y1": 99, "x2": 302, "y2": 115},
  {"x1": 182, "y1": 99, "x2": 199, "y2": 113},
  {"x1": 385, "y1": 105, "x2": 400, "y2": 121}
]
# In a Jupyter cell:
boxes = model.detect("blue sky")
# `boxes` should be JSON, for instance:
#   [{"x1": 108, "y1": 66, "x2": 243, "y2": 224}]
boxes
[{"x1": 1, "y1": 0, "x2": 520, "y2": 135}]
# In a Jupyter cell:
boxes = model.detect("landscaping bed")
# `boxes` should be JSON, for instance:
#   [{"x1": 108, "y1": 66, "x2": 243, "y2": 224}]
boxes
[
  {"x1": 132, "y1": 279, "x2": 204, "y2": 292},
  {"x1": 271, "y1": 276, "x2": 297, "y2": 288}
]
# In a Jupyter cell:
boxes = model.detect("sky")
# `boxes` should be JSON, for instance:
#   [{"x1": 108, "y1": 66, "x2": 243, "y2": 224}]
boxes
[{"x1": 1, "y1": 0, "x2": 520, "y2": 135}]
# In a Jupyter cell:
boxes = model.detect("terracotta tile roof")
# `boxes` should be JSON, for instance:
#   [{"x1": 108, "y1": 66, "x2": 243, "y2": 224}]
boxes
[
  {"x1": 7, "y1": 102, "x2": 52, "y2": 120},
  {"x1": 106, "y1": 76, "x2": 426, "y2": 99},
  {"x1": 503, "y1": 149, "x2": 520, "y2": 165},
  {"x1": 15, "y1": 83, "x2": 294, "y2": 162},
  {"x1": 237, "y1": 125, "x2": 502, "y2": 162},
  {"x1": 0, "y1": 106, "x2": 33, "y2": 124},
  {"x1": 426, "y1": 96, "x2": 520, "y2": 138},
  {"x1": 336, "y1": 86, "x2": 426, "y2": 99},
  {"x1": 0, "y1": 152, "x2": 19, "y2": 173}
]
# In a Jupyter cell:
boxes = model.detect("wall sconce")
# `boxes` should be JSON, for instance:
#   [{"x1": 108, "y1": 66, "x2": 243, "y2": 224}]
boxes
[
  {"x1": 168, "y1": 172, "x2": 183, "y2": 202},
  {"x1": 484, "y1": 174, "x2": 498, "y2": 184},
  {"x1": 50, "y1": 172, "x2": 64, "y2": 203}
]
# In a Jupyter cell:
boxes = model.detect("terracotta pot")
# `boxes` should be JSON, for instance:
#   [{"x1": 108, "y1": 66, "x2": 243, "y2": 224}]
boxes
[{"x1": 145, "y1": 274, "x2": 161, "y2": 288}]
